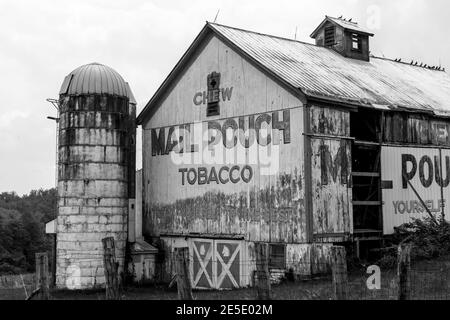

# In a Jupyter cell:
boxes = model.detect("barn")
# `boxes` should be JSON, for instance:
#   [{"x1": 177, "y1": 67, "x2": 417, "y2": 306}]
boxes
[{"x1": 136, "y1": 16, "x2": 450, "y2": 290}]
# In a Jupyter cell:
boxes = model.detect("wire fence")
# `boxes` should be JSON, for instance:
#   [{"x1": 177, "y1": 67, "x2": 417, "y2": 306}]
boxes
[
  {"x1": 2, "y1": 244, "x2": 450, "y2": 300},
  {"x1": 0, "y1": 273, "x2": 36, "y2": 300}
]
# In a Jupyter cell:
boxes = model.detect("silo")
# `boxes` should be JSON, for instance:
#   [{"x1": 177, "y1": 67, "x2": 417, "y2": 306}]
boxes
[{"x1": 56, "y1": 62, "x2": 136, "y2": 289}]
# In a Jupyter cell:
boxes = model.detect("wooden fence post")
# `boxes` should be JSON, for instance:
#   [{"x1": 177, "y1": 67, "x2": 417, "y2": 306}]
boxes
[
  {"x1": 255, "y1": 243, "x2": 272, "y2": 300},
  {"x1": 102, "y1": 237, "x2": 120, "y2": 300},
  {"x1": 174, "y1": 247, "x2": 193, "y2": 300},
  {"x1": 35, "y1": 253, "x2": 50, "y2": 300},
  {"x1": 331, "y1": 246, "x2": 348, "y2": 300},
  {"x1": 397, "y1": 244, "x2": 412, "y2": 300}
]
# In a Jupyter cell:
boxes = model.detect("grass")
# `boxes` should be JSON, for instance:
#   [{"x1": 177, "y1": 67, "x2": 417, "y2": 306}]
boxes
[{"x1": 2, "y1": 257, "x2": 450, "y2": 300}]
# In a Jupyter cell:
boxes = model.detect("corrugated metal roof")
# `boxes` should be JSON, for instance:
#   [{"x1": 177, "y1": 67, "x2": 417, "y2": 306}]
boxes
[
  {"x1": 210, "y1": 23, "x2": 450, "y2": 114},
  {"x1": 60, "y1": 62, "x2": 134, "y2": 99},
  {"x1": 317, "y1": 16, "x2": 375, "y2": 36}
]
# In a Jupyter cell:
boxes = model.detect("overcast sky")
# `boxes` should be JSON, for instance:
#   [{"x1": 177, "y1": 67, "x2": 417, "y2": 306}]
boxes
[{"x1": 1, "y1": 0, "x2": 449, "y2": 195}]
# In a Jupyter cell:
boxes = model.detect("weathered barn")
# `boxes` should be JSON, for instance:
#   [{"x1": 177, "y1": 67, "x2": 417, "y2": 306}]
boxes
[{"x1": 136, "y1": 16, "x2": 450, "y2": 289}]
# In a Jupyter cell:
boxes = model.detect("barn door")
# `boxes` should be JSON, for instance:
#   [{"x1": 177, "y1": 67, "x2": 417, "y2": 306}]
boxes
[
  {"x1": 190, "y1": 239, "x2": 242, "y2": 289},
  {"x1": 191, "y1": 239, "x2": 214, "y2": 289},
  {"x1": 311, "y1": 137, "x2": 352, "y2": 237},
  {"x1": 215, "y1": 240, "x2": 241, "y2": 289}
]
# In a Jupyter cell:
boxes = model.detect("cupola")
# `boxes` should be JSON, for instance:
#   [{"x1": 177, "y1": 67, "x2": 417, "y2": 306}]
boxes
[{"x1": 310, "y1": 15, "x2": 374, "y2": 61}]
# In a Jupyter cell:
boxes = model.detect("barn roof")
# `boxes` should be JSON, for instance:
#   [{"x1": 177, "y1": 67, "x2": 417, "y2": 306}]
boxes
[
  {"x1": 310, "y1": 15, "x2": 374, "y2": 38},
  {"x1": 137, "y1": 22, "x2": 450, "y2": 124}
]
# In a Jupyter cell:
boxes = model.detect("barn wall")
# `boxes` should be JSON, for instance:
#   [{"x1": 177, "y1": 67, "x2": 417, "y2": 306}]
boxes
[
  {"x1": 308, "y1": 105, "x2": 353, "y2": 240},
  {"x1": 381, "y1": 146, "x2": 450, "y2": 234},
  {"x1": 155, "y1": 236, "x2": 331, "y2": 288},
  {"x1": 142, "y1": 35, "x2": 306, "y2": 244},
  {"x1": 380, "y1": 112, "x2": 450, "y2": 234},
  {"x1": 383, "y1": 112, "x2": 450, "y2": 146}
]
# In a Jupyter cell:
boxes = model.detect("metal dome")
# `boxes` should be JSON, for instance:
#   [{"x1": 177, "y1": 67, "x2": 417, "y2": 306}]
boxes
[{"x1": 59, "y1": 62, "x2": 135, "y2": 101}]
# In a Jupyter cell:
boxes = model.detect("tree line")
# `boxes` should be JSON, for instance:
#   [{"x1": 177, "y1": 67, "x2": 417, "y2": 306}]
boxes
[{"x1": 0, "y1": 189, "x2": 56, "y2": 275}]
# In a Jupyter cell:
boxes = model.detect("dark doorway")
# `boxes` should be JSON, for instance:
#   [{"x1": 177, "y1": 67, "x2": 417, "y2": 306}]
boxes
[{"x1": 350, "y1": 108, "x2": 383, "y2": 239}]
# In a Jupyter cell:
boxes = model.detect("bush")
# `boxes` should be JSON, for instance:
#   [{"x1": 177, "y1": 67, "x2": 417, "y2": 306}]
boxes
[{"x1": 393, "y1": 217, "x2": 450, "y2": 260}]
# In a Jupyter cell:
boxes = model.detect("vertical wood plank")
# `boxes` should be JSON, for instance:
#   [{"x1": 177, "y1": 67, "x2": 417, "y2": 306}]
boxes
[
  {"x1": 35, "y1": 253, "x2": 50, "y2": 300},
  {"x1": 303, "y1": 105, "x2": 314, "y2": 243},
  {"x1": 102, "y1": 237, "x2": 120, "y2": 300},
  {"x1": 331, "y1": 246, "x2": 348, "y2": 300},
  {"x1": 397, "y1": 244, "x2": 412, "y2": 300},
  {"x1": 255, "y1": 242, "x2": 272, "y2": 300},
  {"x1": 174, "y1": 247, "x2": 193, "y2": 300}
]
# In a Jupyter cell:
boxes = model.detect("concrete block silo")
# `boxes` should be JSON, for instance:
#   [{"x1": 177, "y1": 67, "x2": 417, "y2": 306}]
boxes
[{"x1": 56, "y1": 62, "x2": 136, "y2": 289}]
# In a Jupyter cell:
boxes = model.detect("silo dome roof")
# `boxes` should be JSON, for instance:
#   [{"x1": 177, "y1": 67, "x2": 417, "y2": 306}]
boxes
[{"x1": 59, "y1": 62, "x2": 136, "y2": 103}]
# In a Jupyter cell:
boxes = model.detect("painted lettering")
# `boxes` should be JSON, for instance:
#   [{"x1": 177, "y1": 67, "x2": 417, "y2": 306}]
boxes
[
  {"x1": 272, "y1": 110, "x2": 291, "y2": 144},
  {"x1": 208, "y1": 167, "x2": 219, "y2": 184},
  {"x1": 222, "y1": 119, "x2": 238, "y2": 149},
  {"x1": 419, "y1": 155, "x2": 433, "y2": 188},
  {"x1": 152, "y1": 128, "x2": 166, "y2": 156},
  {"x1": 198, "y1": 167, "x2": 208, "y2": 185},
  {"x1": 402, "y1": 154, "x2": 417, "y2": 188},
  {"x1": 165, "y1": 126, "x2": 178, "y2": 154},
  {"x1": 221, "y1": 87, "x2": 233, "y2": 101},
  {"x1": 193, "y1": 92, "x2": 203, "y2": 106},
  {"x1": 178, "y1": 166, "x2": 254, "y2": 185},
  {"x1": 230, "y1": 165, "x2": 240, "y2": 184},
  {"x1": 152, "y1": 110, "x2": 291, "y2": 157},
  {"x1": 255, "y1": 113, "x2": 272, "y2": 146},
  {"x1": 179, "y1": 168, "x2": 188, "y2": 186},
  {"x1": 219, "y1": 166, "x2": 230, "y2": 184},
  {"x1": 238, "y1": 115, "x2": 255, "y2": 148},
  {"x1": 187, "y1": 168, "x2": 197, "y2": 185},
  {"x1": 401, "y1": 153, "x2": 450, "y2": 189},
  {"x1": 392, "y1": 199, "x2": 446, "y2": 215}
]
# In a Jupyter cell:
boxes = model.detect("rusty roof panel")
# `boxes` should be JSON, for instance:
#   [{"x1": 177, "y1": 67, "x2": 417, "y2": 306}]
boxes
[{"x1": 210, "y1": 23, "x2": 450, "y2": 114}]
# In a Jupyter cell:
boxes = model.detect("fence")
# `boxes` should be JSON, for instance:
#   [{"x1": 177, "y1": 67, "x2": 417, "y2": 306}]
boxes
[
  {"x1": 168, "y1": 243, "x2": 450, "y2": 301},
  {"x1": 0, "y1": 253, "x2": 50, "y2": 300},
  {"x1": 0, "y1": 273, "x2": 36, "y2": 300},
  {"x1": 2, "y1": 241, "x2": 450, "y2": 300}
]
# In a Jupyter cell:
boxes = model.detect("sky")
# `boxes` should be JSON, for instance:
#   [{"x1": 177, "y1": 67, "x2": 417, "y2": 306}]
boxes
[{"x1": 1, "y1": 0, "x2": 449, "y2": 195}]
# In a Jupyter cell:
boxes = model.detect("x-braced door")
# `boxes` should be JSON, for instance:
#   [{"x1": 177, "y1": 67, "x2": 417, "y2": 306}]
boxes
[{"x1": 190, "y1": 239, "x2": 242, "y2": 289}]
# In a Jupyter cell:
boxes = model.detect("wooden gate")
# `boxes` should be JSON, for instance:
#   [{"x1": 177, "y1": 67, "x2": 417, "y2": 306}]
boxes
[{"x1": 190, "y1": 239, "x2": 242, "y2": 289}]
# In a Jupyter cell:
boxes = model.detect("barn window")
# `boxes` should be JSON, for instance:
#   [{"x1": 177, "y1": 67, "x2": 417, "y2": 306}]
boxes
[
  {"x1": 207, "y1": 72, "x2": 221, "y2": 117},
  {"x1": 207, "y1": 103, "x2": 220, "y2": 117},
  {"x1": 269, "y1": 244, "x2": 286, "y2": 269},
  {"x1": 324, "y1": 26, "x2": 335, "y2": 47},
  {"x1": 352, "y1": 33, "x2": 362, "y2": 52}
]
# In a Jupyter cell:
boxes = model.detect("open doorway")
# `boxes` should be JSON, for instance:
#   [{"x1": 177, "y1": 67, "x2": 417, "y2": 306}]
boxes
[{"x1": 350, "y1": 108, "x2": 383, "y2": 259}]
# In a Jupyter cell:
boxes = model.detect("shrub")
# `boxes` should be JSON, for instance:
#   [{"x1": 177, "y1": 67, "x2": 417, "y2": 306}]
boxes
[{"x1": 393, "y1": 217, "x2": 450, "y2": 260}]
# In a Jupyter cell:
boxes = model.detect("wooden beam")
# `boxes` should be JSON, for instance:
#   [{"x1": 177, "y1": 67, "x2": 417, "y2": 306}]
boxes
[
  {"x1": 174, "y1": 247, "x2": 193, "y2": 300},
  {"x1": 35, "y1": 253, "x2": 50, "y2": 300},
  {"x1": 352, "y1": 201, "x2": 382, "y2": 206},
  {"x1": 102, "y1": 237, "x2": 120, "y2": 300},
  {"x1": 331, "y1": 246, "x2": 348, "y2": 300},
  {"x1": 397, "y1": 244, "x2": 412, "y2": 300},
  {"x1": 255, "y1": 243, "x2": 272, "y2": 300},
  {"x1": 303, "y1": 104, "x2": 314, "y2": 243},
  {"x1": 351, "y1": 172, "x2": 380, "y2": 177}
]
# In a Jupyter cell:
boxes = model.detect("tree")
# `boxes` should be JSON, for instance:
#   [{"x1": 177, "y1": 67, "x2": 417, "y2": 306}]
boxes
[{"x1": 0, "y1": 189, "x2": 56, "y2": 274}]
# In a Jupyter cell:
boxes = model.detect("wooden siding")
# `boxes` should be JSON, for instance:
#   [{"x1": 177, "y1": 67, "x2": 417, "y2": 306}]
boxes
[
  {"x1": 381, "y1": 146, "x2": 450, "y2": 234},
  {"x1": 142, "y1": 35, "x2": 306, "y2": 244},
  {"x1": 309, "y1": 106, "x2": 352, "y2": 238},
  {"x1": 383, "y1": 112, "x2": 450, "y2": 147}
]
